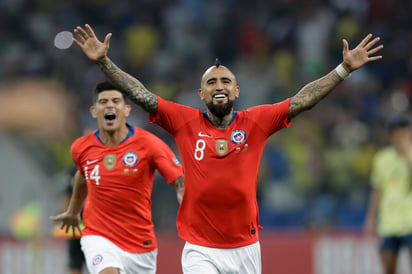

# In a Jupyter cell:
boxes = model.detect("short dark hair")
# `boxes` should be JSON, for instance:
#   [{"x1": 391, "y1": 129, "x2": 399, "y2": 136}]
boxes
[
  {"x1": 92, "y1": 81, "x2": 125, "y2": 103},
  {"x1": 386, "y1": 114, "x2": 411, "y2": 132}
]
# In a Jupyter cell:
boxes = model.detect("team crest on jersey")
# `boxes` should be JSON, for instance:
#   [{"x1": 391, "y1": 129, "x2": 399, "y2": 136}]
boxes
[
  {"x1": 104, "y1": 154, "x2": 116, "y2": 170},
  {"x1": 215, "y1": 139, "x2": 228, "y2": 155},
  {"x1": 230, "y1": 129, "x2": 247, "y2": 145},
  {"x1": 123, "y1": 152, "x2": 138, "y2": 167}
]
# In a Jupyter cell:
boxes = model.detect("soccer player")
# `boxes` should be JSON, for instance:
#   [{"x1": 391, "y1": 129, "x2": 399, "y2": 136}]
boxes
[
  {"x1": 364, "y1": 114, "x2": 412, "y2": 274},
  {"x1": 50, "y1": 81, "x2": 184, "y2": 274},
  {"x1": 72, "y1": 24, "x2": 383, "y2": 273}
]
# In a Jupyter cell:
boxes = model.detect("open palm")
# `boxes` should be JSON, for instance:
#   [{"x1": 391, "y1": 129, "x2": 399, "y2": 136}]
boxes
[
  {"x1": 49, "y1": 211, "x2": 81, "y2": 237},
  {"x1": 73, "y1": 24, "x2": 112, "y2": 62},
  {"x1": 342, "y1": 34, "x2": 383, "y2": 72}
]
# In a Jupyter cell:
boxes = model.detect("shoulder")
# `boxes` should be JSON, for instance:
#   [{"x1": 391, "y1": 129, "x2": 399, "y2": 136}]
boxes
[
  {"x1": 373, "y1": 147, "x2": 396, "y2": 163},
  {"x1": 158, "y1": 97, "x2": 199, "y2": 113},
  {"x1": 243, "y1": 100, "x2": 290, "y2": 113},
  {"x1": 133, "y1": 127, "x2": 166, "y2": 144},
  {"x1": 71, "y1": 132, "x2": 96, "y2": 154}
]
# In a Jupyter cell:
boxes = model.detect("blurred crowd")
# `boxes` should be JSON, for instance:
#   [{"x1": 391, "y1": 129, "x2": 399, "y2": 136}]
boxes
[{"x1": 1, "y1": 0, "x2": 412, "y2": 237}]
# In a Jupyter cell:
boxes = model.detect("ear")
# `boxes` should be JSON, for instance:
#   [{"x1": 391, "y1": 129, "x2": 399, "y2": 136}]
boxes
[
  {"x1": 90, "y1": 106, "x2": 97, "y2": 118},
  {"x1": 124, "y1": 104, "x2": 132, "y2": 117},
  {"x1": 198, "y1": 89, "x2": 204, "y2": 101},
  {"x1": 235, "y1": 86, "x2": 240, "y2": 98}
]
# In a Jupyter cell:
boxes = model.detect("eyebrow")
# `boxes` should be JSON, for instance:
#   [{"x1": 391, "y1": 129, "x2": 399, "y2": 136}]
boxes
[
  {"x1": 206, "y1": 76, "x2": 232, "y2": 83},
  {"x1": 98, "y1": 96, "x2": 123, "y2": 101}
]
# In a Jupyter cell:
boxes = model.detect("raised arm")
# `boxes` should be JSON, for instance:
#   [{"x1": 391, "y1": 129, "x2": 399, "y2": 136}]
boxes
[
  {"x1": 73, "y1": 24, "x2": 158, "y2": 115},
  {"x1": 49, "y1": 170, "x2": 87, "y2": 237},
  {"x1": 288, "y1": 34, "x2": 383, "y2": 119}
]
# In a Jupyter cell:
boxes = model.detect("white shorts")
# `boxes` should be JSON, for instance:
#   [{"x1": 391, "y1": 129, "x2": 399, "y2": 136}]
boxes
[
  {"x1": 80, "y1": 235, "x2": 157, "y2": 274},
  {"x1": 182, "y1": 241, "x2": 261, "y2": 274}
]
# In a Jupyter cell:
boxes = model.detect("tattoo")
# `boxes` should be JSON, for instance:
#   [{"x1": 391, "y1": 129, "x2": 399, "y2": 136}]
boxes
[
  {"x1": 96, "y1": 58, "x2": 158, "y2": 115},
  {"x1": 173, "y1": 175, "x2": 184, "y2": 191},
  {"x1": 173, "y1": 175, "x2": 185, "y2": 204},
  {"x1": 288, "y1": 70, "x2": 342, "y2": 119}
]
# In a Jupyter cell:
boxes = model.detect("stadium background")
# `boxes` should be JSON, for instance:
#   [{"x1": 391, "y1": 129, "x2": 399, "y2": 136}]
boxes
[{"x1": 1, "y1": 0, "x2": 411, "y2": 273}]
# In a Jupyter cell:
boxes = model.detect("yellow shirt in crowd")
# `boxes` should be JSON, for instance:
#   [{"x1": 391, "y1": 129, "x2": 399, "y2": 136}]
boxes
[{"x1": 370, "y1": 146, "x2": 412, "y2": 236}]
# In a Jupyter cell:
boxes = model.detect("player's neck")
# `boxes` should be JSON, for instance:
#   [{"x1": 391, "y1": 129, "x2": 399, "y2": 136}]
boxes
[
  {"x1": 99, "y1": 125, "x2": 129, "y2": 147},
  {"x1": 207, "y1": 111, "x2": 233, "y2": 129}
]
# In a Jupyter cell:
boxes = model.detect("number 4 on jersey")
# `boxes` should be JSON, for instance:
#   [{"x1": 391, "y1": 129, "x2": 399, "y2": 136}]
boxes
[{"x1": 85, "y1": 165, "x2": 101, "y2": 185}]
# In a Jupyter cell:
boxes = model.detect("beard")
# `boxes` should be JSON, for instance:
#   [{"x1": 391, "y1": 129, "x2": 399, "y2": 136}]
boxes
[{"x1": 206, "y1": 100, "x2": 235, "y2": 118}]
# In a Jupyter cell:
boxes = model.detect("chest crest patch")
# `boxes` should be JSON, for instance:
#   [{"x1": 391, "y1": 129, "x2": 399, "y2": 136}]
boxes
[
  {"x1": 123, "y1": 152, "x2": 138, "y2": 167},
  {"x1": 104, "y1": 154, "x2": 117, "y2": 170},
  {"x1": 230, "y1": 129, "x2": 247, "y2": 145},
  {"x1": 215, "y1": 139, "x2": 228, "y2": 155}
]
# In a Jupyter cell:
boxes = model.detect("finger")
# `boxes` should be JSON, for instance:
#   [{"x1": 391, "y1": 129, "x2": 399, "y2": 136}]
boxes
[
  {"x1": 367, "y1": 55, "x2": 383, "y2": 61},
  {"x1": 75, "y1": 26, "x2": 89, "y2": 41},
  {"x1": 359, "y1": 33, "x2": 373, "y2": 47},
  {"x1": 104, "y1": 33, "x2": 112, "y2": 46},
  {"x1": 364, "y1": 37, "x2": 381, "y2": 50},
  {"x1": 367, "y1": 45, "x2": 384, "y2": 56},
  {"x1": 85, "y1": 24, "x2": 96, "y2": 38},
  {"x1": 77, "y1": 226, "x2": 83, "y2": 236},
  {"x1": 342, "y1": 39, "x2": 349, "y2": 54},
  {"x1": 74, "y1": 30, "x2": 86, "y2": 43},
  {"x1": 72, "y1": 226, "x2": 76, "y2": 237},
  {"x1": 73, "y1": 38, "x2": 83, "y2": 47}
]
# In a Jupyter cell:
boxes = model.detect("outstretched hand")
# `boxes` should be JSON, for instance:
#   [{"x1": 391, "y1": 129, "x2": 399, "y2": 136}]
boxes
[
  {"x1": 73, "y1": 24, "x2": 111, "y2": 62},
  {"x1": 342, "y1": 34, "x2": 383, "y2": 72},
  {"x1": 49, "y1": 211, "x2": 82, "y2": 238}
]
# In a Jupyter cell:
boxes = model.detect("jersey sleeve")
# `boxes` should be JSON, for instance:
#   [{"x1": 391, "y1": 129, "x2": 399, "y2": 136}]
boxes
[
  {"x1": 149, "y1": 96, "x2": 197, "y2": 135},
  {"x1": 70, "y1": 139, "x2": 83, "y2": 174},
  {"x1": 150, "y1": 135, "x2": 183, "y2": 184},
  {"x1": 245, "y1": 98, "x2": 291, "y2": 136}
]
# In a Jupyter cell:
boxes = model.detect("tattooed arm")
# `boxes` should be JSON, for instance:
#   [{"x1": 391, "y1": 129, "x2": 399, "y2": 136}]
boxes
[
  {"x1": 288, "y1": 34, "x2": 383, "y2": 119},
  {"x1": 73, "y1": 24, "x2": 158, "y2": 115},
  {"x1": 171, "y1": 175, "x2": 185, "y2": 205}
]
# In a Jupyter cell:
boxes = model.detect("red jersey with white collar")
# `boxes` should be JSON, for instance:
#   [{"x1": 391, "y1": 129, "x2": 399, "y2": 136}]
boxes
[
  {"x1": 149, "y1": 97, "x2": 291, "y2": 248},
  {"x1": 71, "y1": 125, "x2": 183, "y2": 252}
]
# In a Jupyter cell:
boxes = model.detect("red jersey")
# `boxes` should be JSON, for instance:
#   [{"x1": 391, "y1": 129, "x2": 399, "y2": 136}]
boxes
[
  {"x1": 71, "y1": 125, "x2": 183, "y2": 252},
  {"x1": 149, "y1": 97, "x2": 291, "y2": 248}
]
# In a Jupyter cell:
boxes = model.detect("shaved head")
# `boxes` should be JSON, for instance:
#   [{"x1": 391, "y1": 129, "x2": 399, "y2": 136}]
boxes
[{"x1": 200, "y1": 65, "x2": 237, "y2": 87}]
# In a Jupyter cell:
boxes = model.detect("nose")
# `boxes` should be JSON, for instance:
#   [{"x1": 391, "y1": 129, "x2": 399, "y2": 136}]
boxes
[{"x1": 215, "y1": 80, "x2": 224, "y2": 91}]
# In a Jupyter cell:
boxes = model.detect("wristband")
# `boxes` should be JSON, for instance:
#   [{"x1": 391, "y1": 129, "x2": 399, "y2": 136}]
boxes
[{"x1": 335, "y1": 64, "x2": 351, "y2": 79}]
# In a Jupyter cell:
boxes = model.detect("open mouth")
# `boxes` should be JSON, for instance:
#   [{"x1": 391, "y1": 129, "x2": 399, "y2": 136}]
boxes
[
  {"x1": 213, "y1": 94, "x2": 227, "y2": 99},
  {"x1": 104, "y1": 113, "x2": 116, "y2": 121}
]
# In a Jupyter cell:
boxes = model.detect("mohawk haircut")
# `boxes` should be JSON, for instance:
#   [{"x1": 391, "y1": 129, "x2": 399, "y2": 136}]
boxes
[{"x1": 214, "y1": 58, "x2": 221, "y2": 68}]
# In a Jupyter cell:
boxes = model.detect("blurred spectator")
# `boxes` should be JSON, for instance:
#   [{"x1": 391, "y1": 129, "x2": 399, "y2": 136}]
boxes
[{"x1": 364, "y1": 114, "x2": 412, "y2": 274}]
